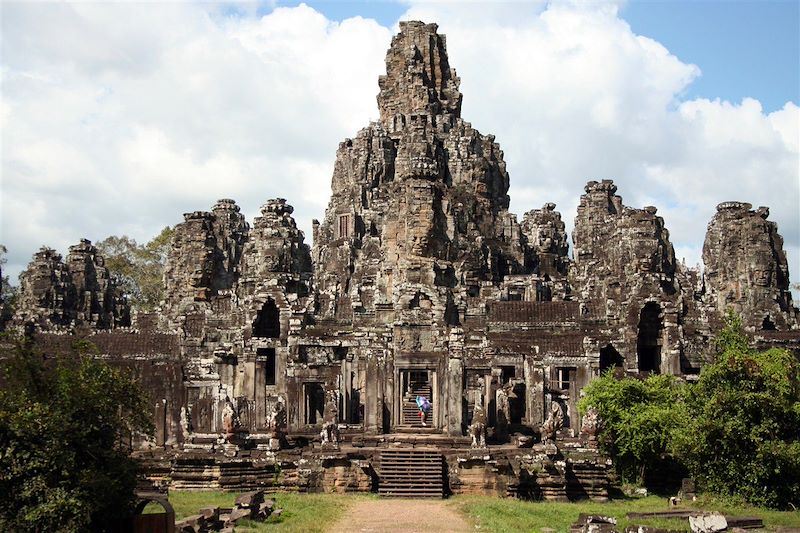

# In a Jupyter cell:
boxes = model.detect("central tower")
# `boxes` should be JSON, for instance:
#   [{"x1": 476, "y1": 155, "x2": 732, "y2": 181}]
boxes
[{"x1": 313, "y1": 22, "x2": 525, "y2": 328}]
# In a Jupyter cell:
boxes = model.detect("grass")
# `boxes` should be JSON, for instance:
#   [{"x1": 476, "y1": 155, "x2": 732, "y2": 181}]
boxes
[
  {"x1": 450, "y1": 494, "x2": 800, "y2": 533},
  {"x1": 166, "y1": 490, "x2": 366, "y2": 532},
  {"x1": 165, "y1": 490, "x2": 800, "y2": 533}
]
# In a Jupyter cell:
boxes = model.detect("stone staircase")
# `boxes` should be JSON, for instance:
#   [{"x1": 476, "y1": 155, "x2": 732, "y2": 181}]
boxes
[
  {"x1": 378, "y1": 448, "x2": 445, "y2": 498},
  {"x1": 400, "y1": 382, "x2": 433, "y2": 428}
]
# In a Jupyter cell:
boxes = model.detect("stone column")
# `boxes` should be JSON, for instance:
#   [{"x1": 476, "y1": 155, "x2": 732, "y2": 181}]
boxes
[{"x1": 446, "y1": 328, "x2": 464, "y2": 436}]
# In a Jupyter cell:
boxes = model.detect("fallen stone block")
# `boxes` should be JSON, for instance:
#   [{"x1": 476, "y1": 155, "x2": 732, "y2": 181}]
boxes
[
  {"x1": 235, "y1": 489, "x2": 265, "y2": 509},
  {"x1": 175, "y1": 514, "x2": 205, "y2": 533},
  {"x1": 689, "y1": 513, "x2": 727, "y2": 533},
  {"x1": 226, "y1": 506, "x2": 253, "y2": 526},
  {"x1": 198, "y1": 506, "x2": 219, "y2": 521},
  {"x1": 571, "y1": 514, "x2": 618, "y2": 533}
]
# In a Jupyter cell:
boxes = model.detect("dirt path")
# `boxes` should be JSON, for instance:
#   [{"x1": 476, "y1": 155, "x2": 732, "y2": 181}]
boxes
[{"x1": 327, "y1": 498, "x2": 473, "y2": 533}]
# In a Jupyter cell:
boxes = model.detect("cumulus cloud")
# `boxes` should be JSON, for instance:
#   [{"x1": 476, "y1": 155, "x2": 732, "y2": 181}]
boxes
[
  {"x1": 1, "y1": 1, "x2": 798, "y2": 300},
  {"x1": 401, "y1": 0, "x2": 799, "y2": 286},
  {"x1": 2, "y1": 3, "x2": 390, "y2": 281}
]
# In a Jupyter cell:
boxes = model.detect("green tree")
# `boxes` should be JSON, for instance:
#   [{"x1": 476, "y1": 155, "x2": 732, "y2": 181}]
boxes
[
  {"x1": 0, "y1": 245, "x2": 18, "y2": 329},
  {"x1": 674, "y1": 312, "x2": 800, "y2": 508},
  {"x1": 96, "y1": 226, "x2": 174, "y2": 312},
  {"x1": 578, "y1": 371, "x2": 686, "y2": 484},
  {"x1": 0, "y1": 335, "x2": 154, "y2": 531}
]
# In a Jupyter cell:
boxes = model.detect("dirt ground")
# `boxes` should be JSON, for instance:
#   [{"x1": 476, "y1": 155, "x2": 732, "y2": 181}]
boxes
[{"x1": 326, "y1": 498, "x2": 473, "y2": 533}]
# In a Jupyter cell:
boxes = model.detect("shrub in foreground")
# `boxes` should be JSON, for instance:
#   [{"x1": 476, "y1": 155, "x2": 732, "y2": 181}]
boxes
[{"x1": 0, "y1": 336, "x2": 153, "y2": 532}]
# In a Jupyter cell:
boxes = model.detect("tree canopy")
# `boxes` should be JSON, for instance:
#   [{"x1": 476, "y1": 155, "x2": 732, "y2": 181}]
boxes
[
  {"x1": 580, "y1": 312, "x2": 800, "y2": 509},
  {"x1": 0, "y1": 336, "x2": 153, "y2": 532},
  {"x1": 578, "y1": 371, "x2": 686, "y2": 484},
  {"x1": 673, "y1": 313, "x2": 800, "y2": 508},
  {"x1": 96, "y1": 226, "x2": 174, "y2": 312},
  {"x1": 0, "y1": 245, "x2": 16, "y2": 328}
]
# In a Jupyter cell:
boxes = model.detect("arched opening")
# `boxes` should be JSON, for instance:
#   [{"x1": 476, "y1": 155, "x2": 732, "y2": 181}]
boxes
[
  {"x1": 132, "y1": 496, "x2": 175, "y2": 533},
  {"x1": 600, "y1": 344, "x2": 624, "y2": 372},
  {"x1": 252, "y1": 298, "x2": 280, "y2": 338},
  {"x1": 637, "y1": 302, "x2": 662, "y2": 374},
  {"x1": 762, "y1": 315, "x2": 776, "y2": 331}
]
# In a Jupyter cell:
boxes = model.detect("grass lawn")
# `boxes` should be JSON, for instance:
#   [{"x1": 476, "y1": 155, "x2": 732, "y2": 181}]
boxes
[
  {"x1": 166, "y1": 490, "x2": 368, "y2": 532},
  {"x1": 450, "y1": 494, "x2": 800, "y2": 533},
  {"x1": 164, "y1": 490, "x2": 800, "y2": 532}
]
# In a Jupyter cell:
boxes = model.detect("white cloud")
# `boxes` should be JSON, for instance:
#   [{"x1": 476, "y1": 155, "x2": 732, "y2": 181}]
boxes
[
  {"x1": 399, "y1": 0, "x2": 799, "y2": 295},
  {"x1": 1, "y1": 1, "x2": 798, "y2": 302}
]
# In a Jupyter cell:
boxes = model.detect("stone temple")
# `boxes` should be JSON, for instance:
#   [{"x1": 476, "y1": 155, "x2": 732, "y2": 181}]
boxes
[{"x1": 7, "y1": 22, "x2": 800, "y2": 497}]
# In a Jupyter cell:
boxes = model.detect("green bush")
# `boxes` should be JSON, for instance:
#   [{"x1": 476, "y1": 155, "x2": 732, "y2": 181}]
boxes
[
  {"x1": 0, "y1": 336, "x2": 154, "y2": 531},
  {"x1": 578, "y1": 371, "x2": 686, "y2": 484},
  {"x1": 673, "y1": 313, "x2": 800, "y2": 508}
]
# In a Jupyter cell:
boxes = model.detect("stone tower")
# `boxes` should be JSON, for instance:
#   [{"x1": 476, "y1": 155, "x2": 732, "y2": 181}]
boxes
[
  {"x1": 703, "y1": 202, "x2": 797, "y2": 331},
  {"x1": 313, "y1": 21, "x2": 525, "y2": 326}
]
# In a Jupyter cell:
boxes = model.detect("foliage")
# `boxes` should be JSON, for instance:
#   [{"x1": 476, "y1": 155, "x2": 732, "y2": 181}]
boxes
[
  {"x1": 0, "y1": 335, "x2": 154, "y2": 532},
  {"x1": 96, "y1": 226, "x2": 174, "y2": 312},
  {"x1": 578, "y1": 370, "x2": 686, "y2": 483},
  {"x1": 0, "y1": 245, "x2": 18, "y2": 327},
  {"x1": 674, "y1": 312, "x2": 800, "y2": 509}
]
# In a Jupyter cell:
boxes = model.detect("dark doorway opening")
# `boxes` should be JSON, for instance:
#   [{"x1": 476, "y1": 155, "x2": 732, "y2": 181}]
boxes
[
  {"x1": 258, "y1": 348, "x2": 277, "y2": 386},
  {"x1": 253, "y1": 298, "x2": 280, "y2": 338},
  {"x1": 637, "y1": 302, "x2": 662, "y2": 373},
  {"x1": 762, "y1": 315, "x2": 776, "y2": 331},
  {"x1": 304, "y1": 383, "x2": 325, "y2": 424}
]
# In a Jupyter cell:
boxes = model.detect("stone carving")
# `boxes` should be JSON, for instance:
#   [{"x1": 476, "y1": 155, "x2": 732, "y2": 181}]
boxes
[
  {"x1": 266, "y1": 397, "x2": 287, "y2": 451},
  {"x1": 469, "y1": 404, "x2": 487, "y2": 448},
  {"x1": 320, "y1": 391, "x2": 340, "y2": 447},
  {"x1": 8, "y1": 20, "x2": 799, "y2": 467},
  {"x1": 580, "y1": 407, "x2": 601, "y2": 446},
  {"x1": 495, "y1": 383, "x2": 513, "y2": 443},
  {"x1": 703, "y1": 202, "x2": 798, "y2": 331},
  {"x1": 221, "y1": 398, "x2": 240, "y2": 443},
  {"x1": 14, "y1": 241, "x2": 129, "y2": 332},
  {"x1": 541, "y1": 402, "x2": 564, "y2": 444}
]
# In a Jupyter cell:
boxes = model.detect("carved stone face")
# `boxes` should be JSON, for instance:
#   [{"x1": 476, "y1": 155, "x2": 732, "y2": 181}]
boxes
[{"x1": 752, "y1": 268, "x2": 771, "y2": 287}]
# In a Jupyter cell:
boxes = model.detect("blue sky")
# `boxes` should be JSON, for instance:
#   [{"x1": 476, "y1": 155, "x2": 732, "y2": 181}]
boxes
[
  {"x1": 2, "y1": 0, "x2": 798, "y2": 299},
  {"x1": 272, "y1": 0, "x2": 800, "y2": 113}
]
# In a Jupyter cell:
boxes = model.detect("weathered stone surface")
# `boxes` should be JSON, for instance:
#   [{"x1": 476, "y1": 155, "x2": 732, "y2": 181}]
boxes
[
  {"x1": 378, "y1": 21, "x2": 462, "y2": 134},
  {"x1": 703, "y1": 201, "x2": 798, "y2": 331},
  {"x1": 14, "y1": 240, "x2": 129, "y2": 331},
  {"x1": 11, "y1": 20, "x2": 800, "y2": 500},
  {"x1": 689, "y1": 512, "x2": 727, "y2": 533}
]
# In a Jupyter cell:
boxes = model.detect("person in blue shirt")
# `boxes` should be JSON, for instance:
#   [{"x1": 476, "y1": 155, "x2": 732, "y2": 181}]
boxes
[{"x1": 416, "y1": 395, "x2": 431, "y2": 426}]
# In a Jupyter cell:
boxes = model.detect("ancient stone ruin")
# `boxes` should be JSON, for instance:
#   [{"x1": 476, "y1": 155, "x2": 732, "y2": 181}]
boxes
[{"x1": 7, "y1": 21, "x2": 800, "y2": 499}]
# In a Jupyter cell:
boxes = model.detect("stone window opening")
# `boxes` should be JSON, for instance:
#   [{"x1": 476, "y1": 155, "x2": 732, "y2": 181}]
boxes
[
  {"x1": 252, "y1": 298, "x2": 280, "y2": 338},
  {"x1": 535, "y1": 282, "x2": 552, "y2": 302},
  {"x1": 500, "y1": 365, "x2": 516, "y2": 384},
  {"x1": 303, "y1": 383, "x2": 325, "y2": 425},
  {"x1": 338, "y1": 213, "x2": 351, "y2": 239},
  {"x1": 556, "y1": 367, "x2": 576, "y2": 391},
  {"x1": 762, "y1": 315, "x2": 776, "y2": 330},
  {"x1": 637, "y1": 302, "x2": 662, "y2": 373},
  {"x1": 599, "y1": 344, "x2": 624, "y2": 373}
]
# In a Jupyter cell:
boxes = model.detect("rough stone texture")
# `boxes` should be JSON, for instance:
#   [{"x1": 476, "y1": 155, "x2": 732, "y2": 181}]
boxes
[
  {"x1": 572, "y1": 180, "x2": 683, "y2": 375},
  {"x1": 689, "y1": 513, "x2": 727, "y2": 533},
  {"x1": 703, "y1": 202, "x2": 798, "y2": 331},
  {"x1": 14, "y1": 240, "x2": 129, "y2": 331},
  {"x1": 9, "y1": 20, "x2": 800, "y2": 498}
]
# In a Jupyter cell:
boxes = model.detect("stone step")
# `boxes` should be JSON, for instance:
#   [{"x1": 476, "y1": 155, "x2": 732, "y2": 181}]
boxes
[{"x1": 378, "y1": 448, "x2": 444, "y2": 498}]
